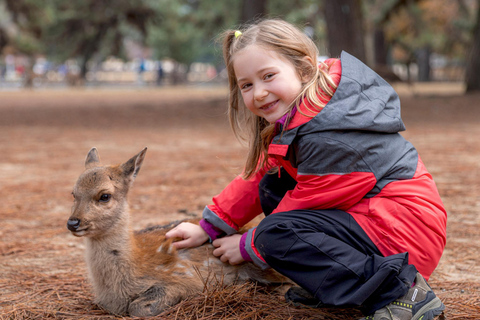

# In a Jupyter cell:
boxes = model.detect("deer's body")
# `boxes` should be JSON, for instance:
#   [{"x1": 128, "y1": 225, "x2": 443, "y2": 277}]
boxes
[{"x1": 68, "y1": 148, "x2": 287, "y2": 317}]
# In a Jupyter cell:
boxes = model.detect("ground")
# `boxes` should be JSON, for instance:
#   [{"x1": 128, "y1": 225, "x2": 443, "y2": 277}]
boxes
[{"x1": 0, "y1": 84, "x2": 479, "y2": 319}]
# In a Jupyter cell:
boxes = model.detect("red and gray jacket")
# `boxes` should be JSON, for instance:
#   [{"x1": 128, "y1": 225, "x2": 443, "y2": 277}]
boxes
[{"x1": 200, "y1": 52, "x2": 447, "y2": 281}]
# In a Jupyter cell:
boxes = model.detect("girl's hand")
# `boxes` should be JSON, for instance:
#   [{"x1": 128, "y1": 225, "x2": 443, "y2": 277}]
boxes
[
  {"x1": 165, "y1": 222, "x2": 209, "y2": 249},
  {"x1": 212, "y1": 234, "x2": 244, "y2": 265}
]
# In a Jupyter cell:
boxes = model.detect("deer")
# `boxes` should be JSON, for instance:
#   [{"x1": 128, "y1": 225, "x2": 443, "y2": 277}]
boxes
[{"x1": 67, "y1": 147, "x2": 289, "y2": 317}]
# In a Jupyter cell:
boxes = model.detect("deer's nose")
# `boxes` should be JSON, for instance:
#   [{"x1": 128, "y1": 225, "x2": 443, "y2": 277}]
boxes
[{"x1": 67, "y1": 219, "x2": 81, "y2": 231}]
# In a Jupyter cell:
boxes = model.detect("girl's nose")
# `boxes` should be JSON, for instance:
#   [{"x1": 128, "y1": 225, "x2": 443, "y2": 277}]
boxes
[{"x1": 254, "y1": 86, "x2": 268, "y2": 101}]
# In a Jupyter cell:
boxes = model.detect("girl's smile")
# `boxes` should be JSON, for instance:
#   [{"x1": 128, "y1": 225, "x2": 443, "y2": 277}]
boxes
[
  {"x1": 260, "y1": 100, "x2": 278, "y2": 111},
  {"x1": 233, "y1": 45, "x2": 303, "y2": 124}
]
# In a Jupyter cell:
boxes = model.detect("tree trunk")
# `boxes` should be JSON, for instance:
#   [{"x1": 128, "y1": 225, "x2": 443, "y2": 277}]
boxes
[
  {"x1": 22, "y1": 56, "x2": 34, "y2": 88},
  {"x1": 324, "y1": 0, "x2": 366, "y2": 62},
  {"x1": 240, "y1": 0, "x2": 267, "y2": 24},
  {"x1": 416, "y1": 46, "x2": 431, "y2": 82},
  {"x1": 374, "y1": 28, "x2": 388, "y2": 66},
  {"x1": 0, "y1": 28, "x2": 8, "y2": 53},
  {"x1": 465, "y1": 0, "x2": 480, "y2": 92}
]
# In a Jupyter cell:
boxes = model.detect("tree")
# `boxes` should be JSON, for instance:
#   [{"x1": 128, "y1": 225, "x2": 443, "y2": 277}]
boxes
[
  {"x1": 267, "y1": 0, "x2": 326, "y2": 54},
  {"x1": 368, "y1": 0, "x2": 421, "y2": 75},
  {"x1": 324, "y1": 0, "x2": 366, "y2": 61},
  {"x1": 45, "y1": 0, "x2": 157, "y2": 81},
  {"x1": 0, "y1": 28, "x2": 7, "y2": 53},
  {"x1": 240, "y1": 0, "x2": 267, "y2": 23},
  {"x1": 0, "y1": 0, "x2": 51, "y2": 86},
  {"x1": 147, "y1": 0, "x2": 239, "y2": 66},
  {"x1": 465, "y1": 0, "x2": 480, "y2": 92},
  {"x1": 1, "y1": 0, "x2": 157, "y2": 84},
  {"x1": 2, "y1": 0, "x2": 476, "y2": 88},
  {"x1": 378, "y1": 0, "x2": 475, "y2": 82}
]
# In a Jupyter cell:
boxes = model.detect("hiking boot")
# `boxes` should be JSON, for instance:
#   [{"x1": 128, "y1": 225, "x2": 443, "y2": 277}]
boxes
[{"x1": 361, "y1": 273, "x2": 445, "y2": 320}]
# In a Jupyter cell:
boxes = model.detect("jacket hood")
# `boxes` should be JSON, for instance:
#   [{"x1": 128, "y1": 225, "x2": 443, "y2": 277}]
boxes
[{"x1": 301, "y1": 51, "x2": 405, "y2": 134}]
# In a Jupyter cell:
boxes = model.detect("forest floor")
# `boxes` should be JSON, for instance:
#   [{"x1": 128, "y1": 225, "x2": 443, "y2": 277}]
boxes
[{"x1": 0, "y1": 83, "x2": 479, "y2": 319}]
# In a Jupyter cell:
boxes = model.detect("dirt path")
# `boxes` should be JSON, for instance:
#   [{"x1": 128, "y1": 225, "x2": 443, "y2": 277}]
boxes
[{"x1": 0, "y1": 85, "x2": 479, "y2": 319}]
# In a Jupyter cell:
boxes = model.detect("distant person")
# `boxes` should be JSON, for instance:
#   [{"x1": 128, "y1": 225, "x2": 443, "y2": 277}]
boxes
[
  {"x1": 156, "y1": 61, "x2": 164, "y2": 86},
  {"x1": 0, "y1": 63, "x2": 5, "y2": 80},
  {"x1": 5, "y1": 54, "x2": 15, "y2": 79},
  {"x1": 137, "y1": 58, "x2": 146, "y2": 85},
  {"x1": 166, "y1": 19, "x2": 446, "y2": 320},
  {"x1": 58, "y1": 64, "x2": 67, "y2": 79}
]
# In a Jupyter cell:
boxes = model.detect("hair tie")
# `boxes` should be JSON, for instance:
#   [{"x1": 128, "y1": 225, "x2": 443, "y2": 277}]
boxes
[{"x1": 234, "y1": 30, "x2": 242, "y2": 38}]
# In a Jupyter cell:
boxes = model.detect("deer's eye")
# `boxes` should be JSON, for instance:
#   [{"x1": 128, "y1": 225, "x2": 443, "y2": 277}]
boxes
[{"x1": 99, "y1": 194, "x2": 111, "y2": 203}]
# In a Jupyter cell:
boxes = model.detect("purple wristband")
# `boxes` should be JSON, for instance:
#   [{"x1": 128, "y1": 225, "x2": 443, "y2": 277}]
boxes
[
  {"x1": 239, "y1": 232, "x2": 253, "y2": 262},
  {"x1": 199, "y1": 219, "x2": 224, "y2": 242}
]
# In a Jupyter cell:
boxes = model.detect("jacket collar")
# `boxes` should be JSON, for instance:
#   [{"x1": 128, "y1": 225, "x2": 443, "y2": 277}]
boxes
[{"x1": 269, "y1": 56, "x2": 342, "y2": 155}]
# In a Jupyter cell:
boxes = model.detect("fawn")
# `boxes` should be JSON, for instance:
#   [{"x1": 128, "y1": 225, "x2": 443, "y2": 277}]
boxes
[{"x1": 67, "y1": 147, "x2": 288, "y2": 317}]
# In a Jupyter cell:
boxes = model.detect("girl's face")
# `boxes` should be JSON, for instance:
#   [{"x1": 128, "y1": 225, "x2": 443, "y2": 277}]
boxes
[{"x1": 233, "y1": 45, "x2": 303, "y2": 124}]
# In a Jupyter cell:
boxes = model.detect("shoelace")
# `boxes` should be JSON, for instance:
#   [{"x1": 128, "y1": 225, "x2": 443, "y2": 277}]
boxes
[{"x1": 364, "y1": 305, "x2": 395, "y2": 320}]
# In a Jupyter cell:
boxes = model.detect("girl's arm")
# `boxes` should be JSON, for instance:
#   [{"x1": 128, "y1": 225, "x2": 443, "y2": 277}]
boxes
[{"x1": 203, "y1": 157, "x2": 278, "y2": 234}]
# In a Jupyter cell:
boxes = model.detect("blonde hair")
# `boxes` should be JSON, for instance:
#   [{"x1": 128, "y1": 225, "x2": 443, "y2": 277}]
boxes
[{"x1": 222, "y1": 19, "x2": 337, "y2": 179}]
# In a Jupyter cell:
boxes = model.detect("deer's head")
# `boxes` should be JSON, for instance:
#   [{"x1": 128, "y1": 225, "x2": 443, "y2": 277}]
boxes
[{"x1": 67, "y1": 147, "x2": 147, "y2": 238}]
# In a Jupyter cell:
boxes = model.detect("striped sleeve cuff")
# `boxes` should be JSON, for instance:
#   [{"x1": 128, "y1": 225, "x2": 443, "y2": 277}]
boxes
[
  {"x1": 239, "y1": 232, "x2": 252, "y2": 262},
  {"x1": 244, "y1": 228, "x2": 270, "y2": 270},
  {"x1": 202, "y1": 206, "x2": 237, "y2": 235},
  {"x1": 199, "y1": 219, "x2": 224, "y2": 242}
]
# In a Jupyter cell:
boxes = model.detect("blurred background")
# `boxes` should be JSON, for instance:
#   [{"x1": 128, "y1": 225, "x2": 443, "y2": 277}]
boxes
[{"x1": 0, "y1": 0, "x2": 479, "y2": 91}]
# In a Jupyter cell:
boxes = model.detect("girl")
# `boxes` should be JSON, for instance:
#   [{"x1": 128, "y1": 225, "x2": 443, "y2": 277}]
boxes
[{"x1": 166, "y1": 19, "x2": 447, "y2": 320}]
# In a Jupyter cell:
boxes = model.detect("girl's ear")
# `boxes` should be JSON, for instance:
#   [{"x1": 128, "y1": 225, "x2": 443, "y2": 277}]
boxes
[{"x1": 299, "y1": 56, "x2": 316, "y2": 83}]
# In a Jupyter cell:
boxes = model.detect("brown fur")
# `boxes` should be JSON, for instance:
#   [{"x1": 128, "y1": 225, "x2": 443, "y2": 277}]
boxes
[{"x1": 68, "y1": 147, "x2": 289, "y2": 317}]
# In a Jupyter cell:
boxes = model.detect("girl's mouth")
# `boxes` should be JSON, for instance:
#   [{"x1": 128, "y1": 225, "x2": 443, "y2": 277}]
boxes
[{"x1": 260, "y1": 100, "x2": 278, "y2": 111}]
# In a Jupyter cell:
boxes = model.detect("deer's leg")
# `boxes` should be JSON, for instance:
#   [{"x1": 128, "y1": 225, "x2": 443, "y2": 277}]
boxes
[{"x1": 128, "y1": 285, "x2": 181, "y2": 317}]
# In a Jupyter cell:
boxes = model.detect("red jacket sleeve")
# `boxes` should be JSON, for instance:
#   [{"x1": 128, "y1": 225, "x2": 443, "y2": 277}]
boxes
[{"x1": 206, "y1": 157, "x2": 278, "y2": 231}]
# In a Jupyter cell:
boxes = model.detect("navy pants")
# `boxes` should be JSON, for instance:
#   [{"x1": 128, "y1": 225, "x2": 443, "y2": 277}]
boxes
[{"x1": 255, "y1": 168, "x2": 417, "y2": 314}]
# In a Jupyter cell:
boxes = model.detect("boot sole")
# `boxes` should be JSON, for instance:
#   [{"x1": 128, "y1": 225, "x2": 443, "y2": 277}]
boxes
[{"x1": 412, "y1": 296, "x2": 445, "y2": 320}]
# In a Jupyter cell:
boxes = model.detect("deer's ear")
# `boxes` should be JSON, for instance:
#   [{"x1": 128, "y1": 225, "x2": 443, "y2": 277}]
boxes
[
  {"x1": 85, "y1": 147, "x2": 101, "y2": 169},
  {"x1": 121, "y1": 147, "x2": 147, "y2": 180}
]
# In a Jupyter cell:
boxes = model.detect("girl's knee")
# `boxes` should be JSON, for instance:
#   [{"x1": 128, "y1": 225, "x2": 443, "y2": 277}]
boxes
[{"x1": 254, "y1": 215, "x2": 293, "y2": 258}]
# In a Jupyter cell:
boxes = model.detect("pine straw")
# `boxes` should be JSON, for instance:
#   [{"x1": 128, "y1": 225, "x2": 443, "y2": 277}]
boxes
[
  {"x1": 1, "y1": 266, "x2": 478, "y2": 320},
  {"x1": 157, "y1": 269, "x2": 363, "y2": 320}
]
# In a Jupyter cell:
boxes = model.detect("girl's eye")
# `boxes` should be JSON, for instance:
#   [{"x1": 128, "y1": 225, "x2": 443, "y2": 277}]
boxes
[
  {"x1": 240, "y1": 83, "x2": 251, "y2": 90},
  {"x1": 99, "y1": 194, "x2": 111, "y2": 203},
  {"x1": 264, "y1": 73, "x2": 275, "y2": 80}
]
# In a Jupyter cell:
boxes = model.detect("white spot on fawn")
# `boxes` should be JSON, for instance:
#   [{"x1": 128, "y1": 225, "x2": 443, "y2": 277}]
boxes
[{"x1": 157, "y1": 243, "x2": 174, "y2": 254}]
